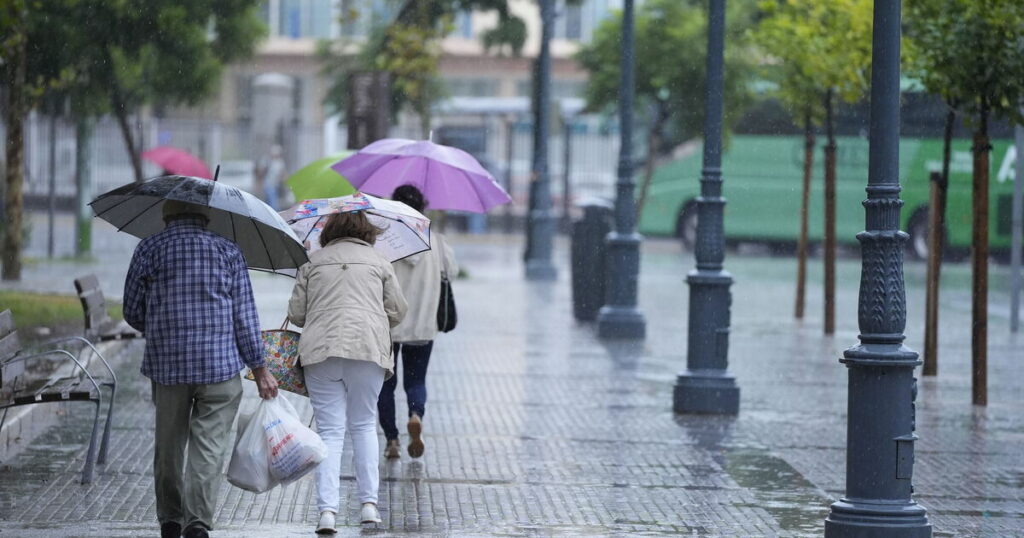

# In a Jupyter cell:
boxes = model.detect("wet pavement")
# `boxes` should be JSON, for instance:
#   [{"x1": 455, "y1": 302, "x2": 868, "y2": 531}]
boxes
[{"x1": 0, "y1": 211, "x2": 1022, "y2": 536}]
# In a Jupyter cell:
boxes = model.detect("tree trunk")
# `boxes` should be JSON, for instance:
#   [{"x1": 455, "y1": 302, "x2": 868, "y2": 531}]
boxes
[
  {"x1": 48, "y1": 113, "x2": 58, "y2": 259},
  {"x1": 971, "y1": 103, "x2": 990, "y2": 406},
  {"x1": 75, "y1": 116, "x2": 94, "y2": 258},
  {"x1": 419, "y1": 105, "x2": 432, "y2": 141},
  {"x1": 823, "y1": 89, "x2": 837, "y2": 335},
  {"x1": 112, "y1": 100, "x2": 145, "y2": 183},
  {"x1": 2, "y1": 29, "x2": 27, "y2": 281},
  {"x1": 923, "y1": 107, "x2": 955, "y2": 376},
  {"x1": 795, "y1": 113, "x2": 815, "y2": 319},
  {"x1": 636, "y1": 103, "x2": 667, "y2": 217}
]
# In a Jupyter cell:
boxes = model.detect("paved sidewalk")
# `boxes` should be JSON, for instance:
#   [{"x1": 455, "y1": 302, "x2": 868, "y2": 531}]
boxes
[{"x1": 1, "y1": 213, "x2": 1022, "y2": 536}]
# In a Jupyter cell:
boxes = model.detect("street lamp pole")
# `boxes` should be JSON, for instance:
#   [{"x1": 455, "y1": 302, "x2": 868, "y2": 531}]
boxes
[
  {"x1": 673, "y1": 0, "x2": 738, "y2": 414},
  {"x1": 824, "y1": 1, "x2": 931, "y2": 536},
  {"x1": 596, "y1": 0, "x2": 646, "y2": 339},
  {"x1": 524, "y1": 0, "x2": 558, "y2": 280}
]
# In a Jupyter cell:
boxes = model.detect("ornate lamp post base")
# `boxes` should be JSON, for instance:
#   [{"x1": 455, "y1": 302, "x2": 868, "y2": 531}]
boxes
[
  {"x1": 596, "y1": 307, "x2": 646, "y2": 338},
  {"x1": 676, "y1": 268, "x2": 737, "y2": 414},
  {"x1": 525, "y1": 210, "x2": 558, "y2": 281},
  {"x1": 597, "y1": 232, "x2": 646, "y2": 338},
  {"x1": 526, "y1": 260, "x2": 558, "y2": 280},
  {"x1": 673, "y1": 370, "x2": 739, "y2": 415},
  {"x1": 825, "y1": 499, "x2": 931, "y2": 538}
]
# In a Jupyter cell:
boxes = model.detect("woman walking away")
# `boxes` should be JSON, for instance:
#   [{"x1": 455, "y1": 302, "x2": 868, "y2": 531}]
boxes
[
  {"x1": 288, "y1": 211, "x2": 407, "y2": 533},
  {"x1": 378, "y1": 185, "x2": 459, "y2": 460}
]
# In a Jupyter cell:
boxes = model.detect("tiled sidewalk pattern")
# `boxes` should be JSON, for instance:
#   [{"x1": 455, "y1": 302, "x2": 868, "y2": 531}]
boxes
[{"x1": 0, "y1": 214, "x2": 1021, "y2": 537}]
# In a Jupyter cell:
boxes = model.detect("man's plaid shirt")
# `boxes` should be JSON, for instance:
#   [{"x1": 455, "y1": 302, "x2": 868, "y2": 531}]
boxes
[{"x1": 123, "y1": 216, "x2": 265, "y2": 385}]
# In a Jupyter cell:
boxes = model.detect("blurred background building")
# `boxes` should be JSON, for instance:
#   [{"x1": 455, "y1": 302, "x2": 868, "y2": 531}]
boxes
[{"x1": 14, "y1": 0, "x2": 627, "y2": 227}]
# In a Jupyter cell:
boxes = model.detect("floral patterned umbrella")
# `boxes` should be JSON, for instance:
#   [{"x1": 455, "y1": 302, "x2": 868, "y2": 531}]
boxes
[{"x1": 280, "y1": 192, "x2": 431, "y2": 263}]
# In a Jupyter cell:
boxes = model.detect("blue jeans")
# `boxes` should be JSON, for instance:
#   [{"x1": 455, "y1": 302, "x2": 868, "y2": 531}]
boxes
[
  {"x1": 377, "y1": 342, "x2": 433, "y2": 441},
  {"x1": 263, "y1": 183, "x2": 279, "y2": 211}
]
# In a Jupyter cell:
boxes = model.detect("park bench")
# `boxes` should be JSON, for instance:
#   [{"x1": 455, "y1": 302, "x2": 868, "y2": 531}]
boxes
[
  {"x1": 0, "y1": 309, "x2": 116, "y2": 484},
  {"x1": 74, "y1": 275, "x2": 141, "y2": 342}
]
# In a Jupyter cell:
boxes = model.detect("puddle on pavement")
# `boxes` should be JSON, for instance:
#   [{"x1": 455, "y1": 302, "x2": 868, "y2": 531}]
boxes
[{"x1": 724, "y1": 449, "x2": 829, "y2": 536}]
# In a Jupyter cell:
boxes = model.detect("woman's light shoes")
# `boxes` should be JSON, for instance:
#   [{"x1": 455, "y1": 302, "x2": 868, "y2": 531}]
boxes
[
  {"x1": 315, "y1": 511, "x2": 336, "y2": 534},
  {"x1": 384, "y1": 438, "x2": 401, "y2": 459},
  {"x1": 407, "y1": 414, "x2": 424, "y2": 458},
  {"x1": 360, "y1": 503, "x2": 382, "y2": 524}
]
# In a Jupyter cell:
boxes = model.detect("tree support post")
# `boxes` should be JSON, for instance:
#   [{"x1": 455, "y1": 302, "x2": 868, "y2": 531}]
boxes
[{"x1": 1012, "y1": 121, "x2": 1024, "y2": 332}]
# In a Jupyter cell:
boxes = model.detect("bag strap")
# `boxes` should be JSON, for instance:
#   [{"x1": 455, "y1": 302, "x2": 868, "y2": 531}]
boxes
[{"x1": 279, "y1": 316, "x2": 290, "y2": 331}]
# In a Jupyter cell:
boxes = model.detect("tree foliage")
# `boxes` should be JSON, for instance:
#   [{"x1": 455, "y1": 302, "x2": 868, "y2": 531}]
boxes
[
  {"x1": 11, "y1": 0, "x2": 266, "y2": 181},
  {"x1": 319, "y1": 0, "x2": 530, "y2": 130},
  {"x1": 750, "y1": 0, "x2": 874, "y2": 122},
  {"x1": 575, "y1": 0, "x2": 758, "y2": 151},
  {"x1": 905, "y1": 0, "x2": 1024, "y2": 127}
]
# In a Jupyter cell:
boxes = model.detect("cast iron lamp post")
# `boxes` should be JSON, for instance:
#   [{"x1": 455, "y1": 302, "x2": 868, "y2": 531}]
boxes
[
  {"x1": 524, "y1": 0, "x2": 557, "y2": 280},
  {"x1": 824, "y1": 0, "x2": 931, "y2": 535},
  {"x1": 596, "y1": 0, "x2": 646, "y2": 339},
  {"x1": 673, "y1": 0, "x2": 738, "y2": 414}
]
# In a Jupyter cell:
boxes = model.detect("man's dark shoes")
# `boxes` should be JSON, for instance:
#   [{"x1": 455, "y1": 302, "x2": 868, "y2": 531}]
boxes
[
  {"x1": 160, "y1": 521, "x2": 182, "y2": 538},
  {"x1": 183, "y1": 524, "x2": 210, "y2": 538}
]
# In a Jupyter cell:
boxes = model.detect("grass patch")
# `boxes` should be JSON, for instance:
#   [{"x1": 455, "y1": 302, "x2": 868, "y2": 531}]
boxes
[{"x1": 0, "y1": 290, "x2": 121, "y2": 334}]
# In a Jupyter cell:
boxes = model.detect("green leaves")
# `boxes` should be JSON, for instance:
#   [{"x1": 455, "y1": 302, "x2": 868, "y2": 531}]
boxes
[
  {"x1": 749, "y1": 0, "x2": 874, "y2": 125},
  {"x1": 576, "y1": 0, "x2": 757, "y2": 148},
  {"x1": 906, "y1": 0, "x2": 1024, "y2": 126},
  {"x1": 5, "y1": 0, "x2": 265, "y2": 118}
]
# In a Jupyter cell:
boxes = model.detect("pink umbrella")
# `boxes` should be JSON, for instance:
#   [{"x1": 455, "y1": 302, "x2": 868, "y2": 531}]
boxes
[
  {"x1": 141, "y1": 146, "x2": 212, "y2": 179},
  {"x1": 331, "y1": 138, "x2": 511, "y2": 213}
]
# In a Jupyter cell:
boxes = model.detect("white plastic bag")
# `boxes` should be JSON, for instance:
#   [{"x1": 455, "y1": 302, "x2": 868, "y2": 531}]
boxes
[
  {"x1": 263, "y1": 396, "x2": 328, "y2": 484},
  {"x1": 227, "y1": 396, "x2": 327, "y2": 493},
  {"x1": 227, "y1": 404, "x2": 278, "y2": 493}
]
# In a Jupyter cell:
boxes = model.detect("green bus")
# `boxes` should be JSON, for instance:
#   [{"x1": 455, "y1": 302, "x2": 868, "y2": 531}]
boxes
[{"x1": 638, "y1": 96, "x2": 1019, "y2": 260}]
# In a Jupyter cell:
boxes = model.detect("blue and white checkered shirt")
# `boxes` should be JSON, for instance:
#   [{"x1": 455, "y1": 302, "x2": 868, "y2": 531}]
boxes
[{"x1": 123, "y1": 216, "x2": 265, "y2": 385}]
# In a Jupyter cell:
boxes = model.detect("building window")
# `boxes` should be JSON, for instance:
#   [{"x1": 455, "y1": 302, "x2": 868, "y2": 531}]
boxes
[
  {"x1": 552, "y1": 80, "x2": 584, "y2": 99},
  {"x1": 564, "y1": 4, "x2": 582, "y2": 40},
  {"x1": 237, "y1": 74, "x2": 254, "y2": 120},
  {"x1": 447, "y1": 77, "x2": 499, "y2": 97},
  {"x1": 514, "y1": 79, "x2": 583, "y2": 99},
  {"x1": 262, "y1": 0, "x2": 333, "y2": 39},
  {"x1": 455, "y1": 10, "x2": 473, "y2": 39}
]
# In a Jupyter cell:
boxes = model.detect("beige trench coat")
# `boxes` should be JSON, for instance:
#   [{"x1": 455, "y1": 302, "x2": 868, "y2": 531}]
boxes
[
  {"x1": 390, "y1": 233, "x2": 459, "y2": 343},
  {"x1": 287, "y1": 238, "x2": 407, "y2": 377}
]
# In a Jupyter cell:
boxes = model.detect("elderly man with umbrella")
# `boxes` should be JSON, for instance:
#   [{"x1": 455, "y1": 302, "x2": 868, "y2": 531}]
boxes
[{"x1": 92, "y1": 175, "x2": 308, "y2": 538}]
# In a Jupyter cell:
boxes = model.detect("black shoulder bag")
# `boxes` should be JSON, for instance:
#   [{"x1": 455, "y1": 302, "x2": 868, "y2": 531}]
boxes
[{"x1": 437, "y1": 272, "x2": 457, "y2": 333}]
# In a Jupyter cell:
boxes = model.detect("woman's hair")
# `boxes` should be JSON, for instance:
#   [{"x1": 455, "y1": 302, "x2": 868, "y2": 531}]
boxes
[
  {"x1": 392, "y1": 184, "x2": 427, "y2": 213},
  {"x1": 319, "y1": 211, "x2": 383, "y2": 247}
]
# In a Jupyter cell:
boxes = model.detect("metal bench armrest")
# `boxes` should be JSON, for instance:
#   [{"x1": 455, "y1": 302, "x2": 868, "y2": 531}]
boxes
[
  {"x1": 28, "y1": 336, "x2": 118, "y2": 386},
  {"x1": 3, "y1": 349, "x2": 103, "y2": 399}
]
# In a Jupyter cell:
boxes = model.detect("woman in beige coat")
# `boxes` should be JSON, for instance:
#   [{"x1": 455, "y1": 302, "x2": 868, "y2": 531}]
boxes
[
  {"x1": 287, "y1": 211, "x2": 407, "y2": 533},
  {"x1": 377, "y1": 185, "x2": 459, "y2": 460}
]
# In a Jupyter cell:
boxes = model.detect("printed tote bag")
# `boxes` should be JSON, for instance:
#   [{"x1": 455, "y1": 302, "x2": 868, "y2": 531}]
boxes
[{"x1": 246, "y1": 318, "x2": 307, "y2": 396}]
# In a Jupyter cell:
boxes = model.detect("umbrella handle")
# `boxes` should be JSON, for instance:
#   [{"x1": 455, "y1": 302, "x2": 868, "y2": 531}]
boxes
[{"x1": 213, "y1": 164, "x2": 221, "y2": 182}]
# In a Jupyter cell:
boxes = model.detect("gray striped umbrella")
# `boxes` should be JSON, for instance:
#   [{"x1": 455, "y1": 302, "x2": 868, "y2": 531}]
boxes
[{"x1": 90, "y1": 175, "x2": 308, "y2": 271}]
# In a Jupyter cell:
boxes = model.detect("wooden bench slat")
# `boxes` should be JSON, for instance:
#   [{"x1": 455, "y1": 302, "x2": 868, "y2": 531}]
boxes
[
  {"x1": 13, "y1": 392, "x2": 96, "y2": 405},
  {"x1": 73, "y1": 275, "x2": 100, "y2": 295},
  {"x1": 0, "y1": 310, "x2": 14, "y2": 335},
  {"x1": 0, "y1": 331, "x2": 21, "y2": 361}
]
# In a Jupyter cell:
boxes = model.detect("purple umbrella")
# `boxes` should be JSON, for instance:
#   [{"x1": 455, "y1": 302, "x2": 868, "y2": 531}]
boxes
[{"x1": 331, "y1": 138, "x2": 511, "y2": 213}]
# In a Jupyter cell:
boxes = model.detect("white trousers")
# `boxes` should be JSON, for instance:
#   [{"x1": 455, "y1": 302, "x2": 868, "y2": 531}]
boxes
[{"x1": 304, "y1": 357, "x2": 385, "y2": 512}]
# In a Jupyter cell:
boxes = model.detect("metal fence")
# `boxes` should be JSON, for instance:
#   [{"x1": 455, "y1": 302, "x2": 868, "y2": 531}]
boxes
[{"x1": 4, "y1": 113, "x2": 625, "y2": 228}]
